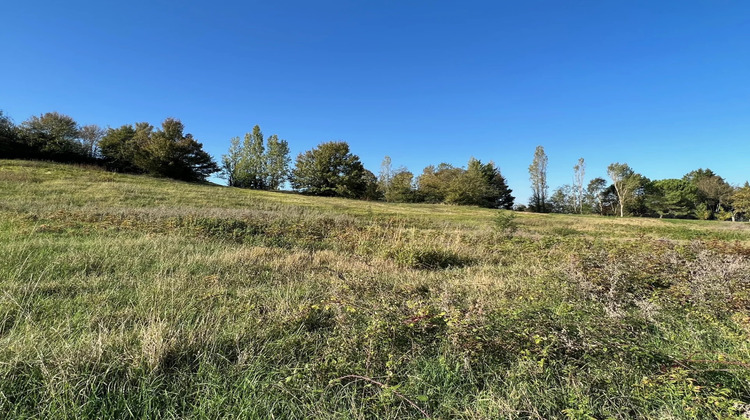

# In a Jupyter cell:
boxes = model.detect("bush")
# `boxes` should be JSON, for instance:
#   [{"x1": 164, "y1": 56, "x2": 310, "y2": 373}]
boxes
[
  {"x1": 386, "y1": 246, "x2": 470, "y2": 269},
  {"x1": 494, "y1": 210, "x2": 517, "y2": 238}
]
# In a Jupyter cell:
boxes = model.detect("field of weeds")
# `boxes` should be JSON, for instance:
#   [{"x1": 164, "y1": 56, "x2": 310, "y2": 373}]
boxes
[{"x1": 1, "y1": 160, "x2": 750, "y2": 418}]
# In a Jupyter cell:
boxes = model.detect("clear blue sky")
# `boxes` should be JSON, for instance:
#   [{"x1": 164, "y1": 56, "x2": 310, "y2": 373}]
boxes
[{"x1": 3, "y1": 1, "x2": 749, "y2": 203}]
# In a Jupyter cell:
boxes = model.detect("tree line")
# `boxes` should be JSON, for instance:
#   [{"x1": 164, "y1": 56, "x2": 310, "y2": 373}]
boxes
[
  {"x1": 3, "y1": 109, "x2": 748, "y2": 219},
  {"x1": 219, "y1": 129, "x2": 515, "y2": 208},
  {"x1": 0, "y1": 109, "x2": 514, "y2": 208},
  {"x1": 1, "y1": 110, "x2": 218, "y2": 182},
  {"x1": 525, "y1": 145, "x2": 750, "y2": 221}
]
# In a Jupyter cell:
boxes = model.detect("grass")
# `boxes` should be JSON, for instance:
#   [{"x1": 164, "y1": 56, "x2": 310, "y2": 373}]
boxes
[{"x1": 1, "y1": 159, "x2": 750, "y2": 418}]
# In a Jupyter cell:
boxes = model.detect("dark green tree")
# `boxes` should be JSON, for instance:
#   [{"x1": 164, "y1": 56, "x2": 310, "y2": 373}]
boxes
[
  {"x1": 290, "y1": 141, "x2": 369, "y2": 198},
  {"x1": 586, "y1": 177, "x2": 608, "y2": 214},
  {"x1": 133, "y1": 118, "x2": 218, "y2": 182},
  {"x1": 0, "y1": 110, "x2": 27, "y2": 158},
  {"x1": 477, "y1": 160, "x2": 514, "y2": 209},
  {"x1": 644, "y1": 179, "x2": 699, "y2": 218},
  {"x1": 360, "y1": 169, "x2": 381, "y2": 201},
  {"x1": 621, "y1": 173, "x2": 651, "y2": 217}
]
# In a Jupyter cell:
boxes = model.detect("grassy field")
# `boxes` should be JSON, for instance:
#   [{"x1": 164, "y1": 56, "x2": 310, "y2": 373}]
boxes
[{"x1": 1, "y1": 160, "x2": 750, "y2": 419}]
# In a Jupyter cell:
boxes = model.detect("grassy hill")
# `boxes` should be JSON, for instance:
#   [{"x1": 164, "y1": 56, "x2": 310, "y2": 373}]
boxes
[{"x1": 1, "y1": 160, "x2": 749, "y2": 418}]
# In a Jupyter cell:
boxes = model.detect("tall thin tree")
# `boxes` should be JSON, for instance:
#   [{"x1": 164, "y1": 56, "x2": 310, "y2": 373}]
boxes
[
  {"x1": 607, "y1": 162, "x2": 635, "y2": 217},
  {"x1": 528, "y1": 145, "x2": 549, "y2": 212},
  {"x1": 378, "y1": 156, "x2": 393, "y2": 197},
  {"x1": 573, "y1": 157, "x2": 585, "y2": 214},
  {"x1": 240, "y1": 125, "x2": 266, "y2": 189},
  {"x1": 265, "y1": 134, "x2": 291, "y2": 190}
]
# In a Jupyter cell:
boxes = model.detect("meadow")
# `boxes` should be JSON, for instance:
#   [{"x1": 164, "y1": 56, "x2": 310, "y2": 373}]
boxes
[{"x1": 1, "y1": 160, "x2": 749, "y2": 419}]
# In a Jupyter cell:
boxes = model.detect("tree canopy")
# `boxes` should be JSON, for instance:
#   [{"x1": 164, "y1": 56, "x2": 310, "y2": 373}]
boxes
[
  {"x1": 528, "y1": 146, "x2": 548, "y2": 212},
  {"x1": 100, "y1": 119, "x2": 218, "y2": 181},
  {"x1": 221, "y1": 125, "x2": 291, "y2": 190},
  {"x1": 290, "y1": 141, "x2": 371, "y2": 198}
]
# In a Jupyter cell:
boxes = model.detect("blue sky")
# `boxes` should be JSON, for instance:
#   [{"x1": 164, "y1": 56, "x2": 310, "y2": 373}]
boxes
[{"x1": 2, "y1": 1, "x2": 749, "y2": 203}]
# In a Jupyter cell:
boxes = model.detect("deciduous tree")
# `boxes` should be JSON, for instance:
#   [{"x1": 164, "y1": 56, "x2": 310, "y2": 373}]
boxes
[
  {"x1": 573, "y1": 158, "x2": 585, "y2": 214},
  {"x1": 134, "y1": 118, "x2": 218, "y2": 182},
  {"x1": 528, "y1": 146, "x2": 548, "y2": 212},
  {"x1": 79, "y1": 124, "x2": 105, "y2": 158},
  {"x1": 586, "y1": 177, "x2": 608, "y2": 215},
  {"x1": 290, "y1": 141, "x2": 369, "y2": 198},
  {"x1": 378, "y1": 156, "x2": 393, "y2": 198},
  {"x1": 221, "y1": 136, "x2": 242, "y2": 186},
  {"x1": 385, "y1": 167, "x2": 414, "y2": 202},
  {"x1": 732, "y1": 183, "x2": 750, "y2": 221},
  {"x1": 265, "y1": 134, "x2": 291, "y2": 190},
  {"x1": 19, "y1": 112, "x2": 85, "y2": 159},
  {"x1": 607, "y1": 162, "x2": 635, "y2": 217}
]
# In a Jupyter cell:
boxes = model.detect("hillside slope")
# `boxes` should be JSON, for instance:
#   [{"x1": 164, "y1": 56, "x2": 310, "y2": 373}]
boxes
[{"x1": 1, "y1": 160, "x2": 749, "y2": 418}]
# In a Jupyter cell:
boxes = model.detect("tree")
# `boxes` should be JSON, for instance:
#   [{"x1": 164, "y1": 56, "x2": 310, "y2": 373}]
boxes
[
  {"x1": 644, "y1": 179, "x2": 699, "y2": 218},
  {"x1": 683, "y1": 170, "x2": 733, "y2": 219},
  {"x1": 221, "y1": 136, "x2": 242, "y2": 186},
  {"x1": 136, "y1": 118, "x2": 218, "y2": 181},
  {"x1": 265, "y1": 134, "x2": 291, "y2": 190},
  {"x1": 385, "y1": 167, "x2": 414, "y2": 202},
  {"x1": 622, "y1": 173, "x2": 651, "y2": 216},
  {"x1": 416, "y1": 163, "x2": 462, "y2": 203},
  {"x1": 586, "y1": 177, "x2": 608, "y2": 215},
  {"x1": 733, "y1": 183, "x2": 750, "y2": 221},
  {"x1": 290, "y1": 141, "x2": 369, "y2": 198},
  {"x1": 0, "y1": 111, "x2": 14, "y2": 141},
  {"x1": 600, "y1": 185, "x2": 619, "y2": 216},
  {"x1": 99, "y1": 124, "x2": 146, "y2": 173},
  {"x1": 528, "y1": 146, "x2": 548, "y2": 212},
  {"x1": 477, "y1": 160, "x2": 514, "y2": 209},
  {"x1": 238, "y1": 125, "x2": 267, "y2": 189},
  {"x1": 682, "y1": 168, "x2": 716, "y2": 185},
  {"x1": 607, "y1": 162, "x2": 635, "y2": 217},
  {"x1": 413, "y1": 159, "x2": 513, "y2": 208},
  {"x1": 549, "y1": 184, "x2": 576, "y2": 213},
  {"x1": 360, "y1": 169, "x2": 381, "y2": 201},
  {"x1": 378, "y1": 156, "x2": 393, "y2": 198},
  {"x1": 445, "y1": 158, "x2": 493, "y2": 206},
  {"x1": 470, "y1": 159, "x2": 514, "y2": 208},
  {"x1": 79, "y1": 124, "x2": 105, "y2": 158},
  {"x1": 19, "y1": 112, "x2": 86, "y2": 160},
  {"x1": 0, "y1": 110, "x2": 26, "y2": 158},
  {"x1": 573, "y1": 158, "x2": 585, "y2": 214},
  {"x1": 221, "y1": 126, "x2": 290, "y2": 190}
]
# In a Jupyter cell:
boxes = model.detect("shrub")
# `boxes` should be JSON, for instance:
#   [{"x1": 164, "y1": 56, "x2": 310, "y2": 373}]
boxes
[{"x1": 494, "y1": 210, "x2": 517, "y2": 238}]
